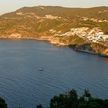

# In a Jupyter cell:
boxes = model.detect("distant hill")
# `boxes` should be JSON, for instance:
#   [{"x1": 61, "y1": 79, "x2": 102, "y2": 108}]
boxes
[
  {"x1": 0, "y1": 6, "x2": 108, "y2": 33},
  {"x1": 0, "y1": 6, "x2": 108, "y2": 56}
]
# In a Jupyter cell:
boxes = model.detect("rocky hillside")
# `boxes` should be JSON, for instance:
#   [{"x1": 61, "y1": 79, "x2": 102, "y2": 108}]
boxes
[{"x1": 0, "y1": 6, "x2": 108, "y2": 56}]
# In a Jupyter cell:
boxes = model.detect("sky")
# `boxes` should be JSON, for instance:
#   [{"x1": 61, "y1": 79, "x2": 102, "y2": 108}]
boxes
[{"x1": 0, "y1": 0, "x2": 108, "y2": 14}]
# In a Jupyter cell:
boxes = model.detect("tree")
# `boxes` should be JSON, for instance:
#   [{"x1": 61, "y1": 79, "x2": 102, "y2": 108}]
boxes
[
  {"x1": 83, "y1": 89, "x2": 92, "y2": 101},
  {"x1": 37, "y1": 89, "x2": 108, "y2": 108},
  {"x1": 66, "y1": 89, "x2": 78, "y2": 108},
  {"x1": 50, "y1": 96, "x2": 59, "y2": 108},
  {"x1": 37, "y1": 104, "x2": 43, "y2": 108},
  {"x1": 0, "y1": 97, "x2": 7, "y2": 108}
]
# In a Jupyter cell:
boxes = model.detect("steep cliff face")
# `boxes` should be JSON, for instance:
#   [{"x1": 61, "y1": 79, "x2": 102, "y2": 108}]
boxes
[
  {"x1": 91, "y1": 43, "x2": 108, "y2": 56},
  {"x1": 69, "y1": 43, "x2": 108, "y2": 57},
  {"x1": 103, "y1": 49, "x2": 108, "y2": 56}
]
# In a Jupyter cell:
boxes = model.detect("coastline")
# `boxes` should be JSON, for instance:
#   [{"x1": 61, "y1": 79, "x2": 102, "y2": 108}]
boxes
[{"x1": 0, "y1": 36, "x2": 108, "y2": 58}]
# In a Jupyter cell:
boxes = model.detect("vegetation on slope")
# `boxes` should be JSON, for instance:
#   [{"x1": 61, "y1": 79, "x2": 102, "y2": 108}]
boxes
[
  {"x1": 0, "y1": 6, "x2": 108, "y2": 35},
  {"x1": 37, "y1": 89, "x2": 108, "y2": 108}
]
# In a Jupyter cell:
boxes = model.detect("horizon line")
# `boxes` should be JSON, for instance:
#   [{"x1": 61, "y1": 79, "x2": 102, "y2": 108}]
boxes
[{"x1": 0, "y1": 5, "x2": 108, "y2": 15}]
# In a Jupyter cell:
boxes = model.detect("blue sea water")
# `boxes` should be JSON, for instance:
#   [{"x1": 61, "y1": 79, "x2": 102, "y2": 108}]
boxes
[{"x1": 0, "y1": 40, "x2": 108, "y2": 108}]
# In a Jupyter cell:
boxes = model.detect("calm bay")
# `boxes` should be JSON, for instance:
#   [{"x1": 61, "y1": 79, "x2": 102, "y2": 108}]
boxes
[{"x1": 0, "y1": 40, "x2": 108, "y2": 108}]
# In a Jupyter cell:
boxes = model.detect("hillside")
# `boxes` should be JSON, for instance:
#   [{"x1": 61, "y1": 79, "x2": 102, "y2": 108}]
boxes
[{"x1": 0, "y1": 6, "x2": 108, "y2": 56}]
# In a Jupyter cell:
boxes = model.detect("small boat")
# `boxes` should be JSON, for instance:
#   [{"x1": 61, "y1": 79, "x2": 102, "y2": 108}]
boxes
[{"x1": 38, "y1": 67, "x2": 44, "y2": 71}]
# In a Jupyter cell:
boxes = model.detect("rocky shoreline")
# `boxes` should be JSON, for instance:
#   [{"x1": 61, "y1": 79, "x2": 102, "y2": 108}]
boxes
[
  {"x1": 0, "y1": 35, "x2": 108, "y2": 57},
  {"x1": 69, "y1": 44, "x2": 108, "y2": 57}
]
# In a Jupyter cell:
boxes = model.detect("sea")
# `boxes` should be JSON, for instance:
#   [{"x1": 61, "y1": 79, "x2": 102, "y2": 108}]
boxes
[{"x1": 0, "y1": 40, "x2": 108, "y2": 108}]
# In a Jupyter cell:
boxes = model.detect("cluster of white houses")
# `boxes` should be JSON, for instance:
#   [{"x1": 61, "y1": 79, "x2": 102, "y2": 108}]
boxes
[
  {"x1": 51, "y1": 27, "x2": 108, "y2": 43},
  {"x1": 87, "y1": 33, "x2": 108, "y2": 42}
]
